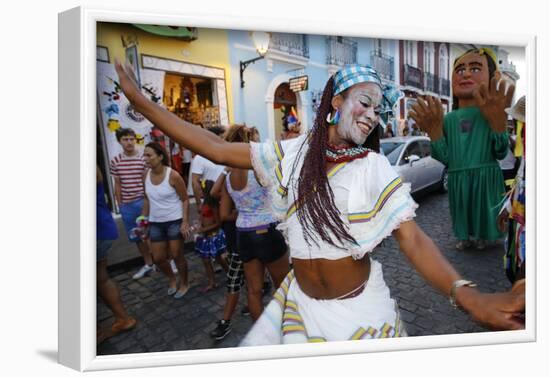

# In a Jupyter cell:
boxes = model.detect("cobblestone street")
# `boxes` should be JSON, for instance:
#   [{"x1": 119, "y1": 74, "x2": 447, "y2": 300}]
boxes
[{"x1": 97, "y1": 191, "x2": 513, "y2": 356}]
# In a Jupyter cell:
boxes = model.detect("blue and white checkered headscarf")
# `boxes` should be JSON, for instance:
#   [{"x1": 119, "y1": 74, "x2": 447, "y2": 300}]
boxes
[
  {"x1": 333, "y1": 64, "x2": 403, "y2": 124},
  {"x1": 333, "y1": 65, "x2": 382, "y2": 96}
]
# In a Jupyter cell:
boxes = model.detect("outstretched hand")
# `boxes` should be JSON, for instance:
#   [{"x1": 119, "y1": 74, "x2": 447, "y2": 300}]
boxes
[
  {"x1": 461, "y1": 288, "x2": 525, "y2": 331},
  {"x1": 473, "y1": 71, "x2": 515, "y2": 133},
  {"x1": 114, "y1": 59, "x2": 145, "y2": 107},
  {"x1": 409, "y1": 96, "x2": 444, "y2": 140}
]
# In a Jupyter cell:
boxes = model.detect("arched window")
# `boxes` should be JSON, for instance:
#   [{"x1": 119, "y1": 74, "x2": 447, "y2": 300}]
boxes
[
  {"x1": 439, "y1": 44, "x2": 449, "y2": 79},
  {"x1": 424, "y1": 42, "x2": 435, "y2": 74},
  {"x1": 404, "y1": 40, "x2": 417, "y2": 67}
]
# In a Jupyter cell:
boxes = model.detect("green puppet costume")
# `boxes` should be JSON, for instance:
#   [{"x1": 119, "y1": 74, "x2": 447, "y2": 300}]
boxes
[
  {"x1": 431, "y1": 106, "x2": 508, "y2": 241},
  {"x1": 412, "y1": 47, "x2": 514, "y2": 246}
]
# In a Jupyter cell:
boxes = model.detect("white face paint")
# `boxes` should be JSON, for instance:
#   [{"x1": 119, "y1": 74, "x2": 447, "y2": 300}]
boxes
[{"x1": 336, "y1": 82, "x2": 383, "y2": 146}]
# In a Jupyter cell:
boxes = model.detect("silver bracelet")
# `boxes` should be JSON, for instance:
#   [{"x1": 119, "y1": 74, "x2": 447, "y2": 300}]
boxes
[{"x1": 449, "y1": 279, "x2": 477, "y2": 309}]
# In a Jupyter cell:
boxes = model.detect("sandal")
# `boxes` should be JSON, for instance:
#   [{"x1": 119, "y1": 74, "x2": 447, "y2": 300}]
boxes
[
  {"x1": 475, "y1": 240, "x2": 487, "y2": 250},
  {"x1": 200, "y1": 283, "x2": 218, "y2": 293},
  {"x1": 174, "y1": 285, "x2": 189, "y2": 299},
  {"x1": 111, "y1": 317, "x2": 137, "y2": 334},
  {"x1": 455, "y1": 240, "x2": 472, "y2": 250}
]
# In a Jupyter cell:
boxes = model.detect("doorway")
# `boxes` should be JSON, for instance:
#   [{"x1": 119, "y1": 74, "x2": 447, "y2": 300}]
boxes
[{"x1": 273, "y1": 82, "x2": 297, "y2": 140}]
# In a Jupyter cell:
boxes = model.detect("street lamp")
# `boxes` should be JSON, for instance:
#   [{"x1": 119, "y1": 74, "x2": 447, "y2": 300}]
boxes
[{"x1": 240, "y1": 31, "x2": 271, "y2": 88}]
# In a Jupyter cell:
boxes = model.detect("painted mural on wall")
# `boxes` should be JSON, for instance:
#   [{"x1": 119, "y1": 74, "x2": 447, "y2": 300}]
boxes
[{"x1": 97, "y1": 61, "x2": 165, "y2": 160}]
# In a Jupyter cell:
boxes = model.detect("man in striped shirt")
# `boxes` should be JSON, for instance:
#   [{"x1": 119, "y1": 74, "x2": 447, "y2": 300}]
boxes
[{"x1": 110, "y1": 128, "x2": 155, "y2": 279}]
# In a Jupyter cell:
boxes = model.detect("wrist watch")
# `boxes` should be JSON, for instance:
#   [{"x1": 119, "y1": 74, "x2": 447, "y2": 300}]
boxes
[{"x1": 449, "y1": 279, "x2": 477, "y2": 309}]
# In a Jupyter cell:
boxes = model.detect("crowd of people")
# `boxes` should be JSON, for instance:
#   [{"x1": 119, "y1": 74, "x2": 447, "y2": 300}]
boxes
[
  {"x1": 96, "y1": 49, "x2": 526, "y2": 346},
  {"x1": 98, "y1": 123, "x2": 288, "y2": 343}
]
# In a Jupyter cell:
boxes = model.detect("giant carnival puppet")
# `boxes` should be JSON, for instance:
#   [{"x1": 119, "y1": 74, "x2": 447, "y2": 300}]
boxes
[
  {"x1": 410, "y1": 48, "x2": 515, "y2": 251},
  {"x1": 115, "y1": 59, "x2": 524, "y2": 345}
]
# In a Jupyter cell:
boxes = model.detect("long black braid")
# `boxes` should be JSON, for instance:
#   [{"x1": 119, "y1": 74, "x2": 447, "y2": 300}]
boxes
[{"x1": 292, "y1": 76, "x2": 381, "y2": 249}]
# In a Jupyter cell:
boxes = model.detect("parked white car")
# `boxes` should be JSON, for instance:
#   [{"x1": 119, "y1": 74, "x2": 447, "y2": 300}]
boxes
[{"x1": 380, "y1": 136, "x2": 448, "y2": 194}]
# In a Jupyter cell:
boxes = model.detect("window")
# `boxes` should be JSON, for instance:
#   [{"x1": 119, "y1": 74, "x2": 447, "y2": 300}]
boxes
[
  {"x1": 419, "y1": 140, "x2": 432, "y2": 158},
  {"x1": 381, "y1": 142, "x2": 405, "y2": 165},
  {"x1": 404, "y1": 41, "x2": 418, "y2": 67},
  {"x1": 424, "y1": 42, "x2": 435, "y2": 74},
  {"x1": 401, "y1": 141, "x2": 422, "y2": 164},
  {"x1": 439, "y1": 44, "x2": 449, "y2": 79}
]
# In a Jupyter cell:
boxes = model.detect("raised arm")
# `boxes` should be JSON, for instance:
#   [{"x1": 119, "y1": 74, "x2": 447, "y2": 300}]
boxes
[
  {"x1": 114, "y1": 60, "x2": 252, "y2": 168},
  {"x1": 409, "y1": 96, "x2": 449, "y2": 165},
  {"x1": 393, "y1": 220, "x2": 524, "y2": 330},
  {"x1": 409, "y1": 96, "x2": 444, "y2": 141},
  {"x1": 473, "y1": 72, "x2": 513, "y2": 160},
  {"x1": 210, "y1": 168, "x2": 230, "y2": 200}
]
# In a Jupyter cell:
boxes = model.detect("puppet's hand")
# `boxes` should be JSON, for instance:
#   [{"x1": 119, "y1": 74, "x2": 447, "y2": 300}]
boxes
[
  {"x1": 409, "y1": 96, "x2": 444, "y2": 140},
  {"x1": 474, "y1": 71, "x2": 515, "y2": 133}
]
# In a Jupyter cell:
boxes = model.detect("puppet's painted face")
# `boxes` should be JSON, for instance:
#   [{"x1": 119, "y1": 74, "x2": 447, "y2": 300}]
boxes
[
  {"x1": 336, "y1": 82, "x2": 382, "y2": 146},
  {"x1": 452, "y1": 52, "x2": 490, "y2": 100}
]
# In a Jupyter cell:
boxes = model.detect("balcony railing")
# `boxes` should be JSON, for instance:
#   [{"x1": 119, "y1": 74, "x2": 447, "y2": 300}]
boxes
[
  {"x1": 370, "y1": 50, "x2": 394, "y2": 81},
  {"x1": 270, "y1": 33, "x2": 309, "y2": 58},
  {"x1": 326, "y1": 36, "x2": 357, "y2": 66},
  {"x1": 404, "y1": 64, "x2": 423, "y2": 89},
  {"x1": 439, "y1": 77, "x2": 450, "y2": 96},
  {"x1": 424, "y1": 72, "x2": 437, "y2": 93}
]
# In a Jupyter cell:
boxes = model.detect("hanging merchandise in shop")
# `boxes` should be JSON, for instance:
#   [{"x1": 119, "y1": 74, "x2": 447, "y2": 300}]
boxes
[
  {"x1": 163, "y1": 73, "x2": 220, "y2": 129},
  {"x1": 289, "y1": 75, "x2": 308, "y2": 92}
]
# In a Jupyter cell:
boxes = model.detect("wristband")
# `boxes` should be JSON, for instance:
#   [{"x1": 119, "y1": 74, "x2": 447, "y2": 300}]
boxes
[{"x1": 449, "y1": 279, "x2": 477, "y2": 309}]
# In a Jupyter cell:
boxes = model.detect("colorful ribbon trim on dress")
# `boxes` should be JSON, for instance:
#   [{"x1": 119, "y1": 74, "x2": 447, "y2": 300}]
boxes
[
  {"x1": 272, "y1": 269, "x2": 405, "y2": 341},
  {"x1": 273, "y1": 141, "x2": 288, "y2": 196},
  {"x1": 286, "y1": 162, "x2": 348, "y2": 218},
  {"x1": 347, "y1": 176, "x2": 403, "y2": 224}
]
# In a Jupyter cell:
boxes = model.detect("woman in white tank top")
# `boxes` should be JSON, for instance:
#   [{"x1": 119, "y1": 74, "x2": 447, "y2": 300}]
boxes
[{"x1": 143, "y1": 142, "x2": 191, "y2": 299}]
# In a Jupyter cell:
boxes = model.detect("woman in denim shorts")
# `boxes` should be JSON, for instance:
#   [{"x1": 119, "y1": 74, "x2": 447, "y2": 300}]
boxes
[{"x1": 143, "y1": 142, "x2": 191, "y2": 299}]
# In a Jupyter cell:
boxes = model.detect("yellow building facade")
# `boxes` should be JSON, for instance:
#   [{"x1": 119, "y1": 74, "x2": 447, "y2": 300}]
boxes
[
  {"x1": 96, "y1": 22, "x2": 234, "y2": 206},
  {"x1": 97, "y1": 22, "x2": 234, "y2": 128}
]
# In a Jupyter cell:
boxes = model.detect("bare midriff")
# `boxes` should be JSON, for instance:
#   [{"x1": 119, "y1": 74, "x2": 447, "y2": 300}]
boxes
[{"x1": 292, "y1": 255, "x2": 370, "y2": 299}]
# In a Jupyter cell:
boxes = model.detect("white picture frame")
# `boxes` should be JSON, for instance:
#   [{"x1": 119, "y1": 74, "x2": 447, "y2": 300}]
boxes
[{"x1": 58, "y1": 5, "x2": 537, "y2": 372}]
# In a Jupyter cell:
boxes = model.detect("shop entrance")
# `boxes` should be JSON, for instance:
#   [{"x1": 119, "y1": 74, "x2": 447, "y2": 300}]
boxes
[
  {"x1": 162, "y1": 72, "x2": 220, "y2": 183},
  {"x1": 273, "y1": 82, "x2": 298, "y2": 140},
  {"x1": 163, "y1": 73, "x2": 220, "y2": 128}
]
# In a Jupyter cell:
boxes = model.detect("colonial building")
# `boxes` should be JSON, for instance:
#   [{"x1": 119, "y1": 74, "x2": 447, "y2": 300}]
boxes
[
  {"x1": 228, "y1": 32, "x2": 400, "y2": 141},
  {"x1": 398, "y1": 40, "x2": 452, "y2": 123}
]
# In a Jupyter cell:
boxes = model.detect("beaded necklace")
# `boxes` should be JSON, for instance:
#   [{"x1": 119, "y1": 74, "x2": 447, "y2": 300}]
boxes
[{"x1": 325, "y1": 143, "x2": 371, "y2": 162}]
